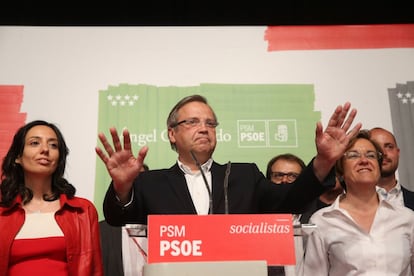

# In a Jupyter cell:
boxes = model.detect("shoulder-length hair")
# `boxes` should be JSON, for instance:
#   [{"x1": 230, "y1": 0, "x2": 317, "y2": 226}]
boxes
[{"x1": 1, "y1": 120, "x2": 76, "y2": 206}]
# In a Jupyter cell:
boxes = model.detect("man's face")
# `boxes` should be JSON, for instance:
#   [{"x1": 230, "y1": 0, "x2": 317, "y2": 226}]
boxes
[
  {"x1": 370, "y1": 129, "x2": 400, "y2": 177},
  {"x1": 168, "y1": 101, "x2": 217, "y2": 162},
  {"x1": 270, "y1": 159, "x2": 303, "y2": 184}
]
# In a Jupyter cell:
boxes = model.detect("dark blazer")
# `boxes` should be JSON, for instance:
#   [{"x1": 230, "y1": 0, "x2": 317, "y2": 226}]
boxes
[
  {"x1": 103, "y1": 161, "x2": 335, "y2": 226},
  {"x1": 402, "y1": 185, "x2": 414, "y2": 211},
  {"x1": 99, "y1": 220, "x2": 124, "y2": 276}
]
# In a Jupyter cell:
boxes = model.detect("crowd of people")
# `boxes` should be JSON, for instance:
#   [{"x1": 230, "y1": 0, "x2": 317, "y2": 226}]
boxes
[{"x1": 1, "y1": 94, "x2": 413, "y2": 276}]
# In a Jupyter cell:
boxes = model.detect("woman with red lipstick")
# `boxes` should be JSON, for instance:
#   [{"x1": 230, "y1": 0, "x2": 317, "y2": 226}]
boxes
[
  {"x1": 0, "y1": 120, "x2": 103, "y2": 275},
  {"x1": 303, "y1": 130, "x2": 414, "y2": 276}
]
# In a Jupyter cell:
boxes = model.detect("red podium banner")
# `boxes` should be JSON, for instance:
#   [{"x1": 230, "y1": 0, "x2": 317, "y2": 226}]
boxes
[{"x1": 147, "y1": 214, "x2": 295, "y2": 265}]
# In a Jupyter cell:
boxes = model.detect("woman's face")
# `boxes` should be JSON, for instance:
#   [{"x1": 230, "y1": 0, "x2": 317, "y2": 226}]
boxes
[
  {"x1": 15, "y1": 125, "x2": 59, "y2": 178},
  {"x1": 342, "y1": 138, "x2": 381, "y2": 189}
]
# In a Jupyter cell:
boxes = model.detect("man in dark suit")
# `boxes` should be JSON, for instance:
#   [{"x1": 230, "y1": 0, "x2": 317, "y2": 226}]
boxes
[
  {"x1": 370, "y1": 127, "x2": 414, "y2": 210},
  {"x1": 96, "y1": 94, "x2": 361, "y2": 226}
]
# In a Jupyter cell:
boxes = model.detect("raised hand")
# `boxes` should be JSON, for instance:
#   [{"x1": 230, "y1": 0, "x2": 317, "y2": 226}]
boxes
[
  {"x1": 313, "y1": 102, "x2": 362, "y2": 181},
  {"x1": 95, "y1": 127, "x2": 148, "y2": 202}
]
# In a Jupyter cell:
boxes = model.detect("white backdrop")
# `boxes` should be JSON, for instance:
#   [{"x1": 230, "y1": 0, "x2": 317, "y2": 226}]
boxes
[{"x1": 1, "y1": 26, "x2": 413, "y2": 202}]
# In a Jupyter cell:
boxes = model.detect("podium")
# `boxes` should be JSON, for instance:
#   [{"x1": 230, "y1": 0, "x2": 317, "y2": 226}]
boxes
[
  {"x1": 127, "y1": 214, "x2": 316, "y2": 276},
  {"x1": 287, "y1": 223, "x2": 318, "y2": 276},
  {"x1": 144, "y1": 260, "x2": 268, "y2": 276},
  {"x1": 140, "y1": 214, "x2": 298, "y2": 276}
]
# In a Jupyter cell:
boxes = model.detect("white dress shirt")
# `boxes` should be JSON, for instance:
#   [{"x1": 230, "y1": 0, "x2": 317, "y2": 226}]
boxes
[
  {"x1": 303, "y1": 194, "x2": 414, "y2": 276},
  {"x1": 376, "y1": 181, "x2": 404, "y2": 207},
  {"x1": 178, "y1": 159, "x2": 213, "y2": 215}
]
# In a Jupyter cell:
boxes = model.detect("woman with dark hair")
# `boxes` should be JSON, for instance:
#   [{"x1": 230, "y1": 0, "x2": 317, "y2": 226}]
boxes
[
  {"x1": 303, "y1": 130, "x2": 414, "y2": 275},
  {"x1": 0, "y1": 120, "x2": 103, "y2": 275}
]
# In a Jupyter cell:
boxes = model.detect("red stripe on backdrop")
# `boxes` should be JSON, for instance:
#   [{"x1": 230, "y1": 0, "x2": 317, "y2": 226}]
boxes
[
  {"x1": 265, "y1": 24, "x2": 414, "y2": 51},
  {"x1": 0, "y1": 85, "x2": 27, "y2": 169}
]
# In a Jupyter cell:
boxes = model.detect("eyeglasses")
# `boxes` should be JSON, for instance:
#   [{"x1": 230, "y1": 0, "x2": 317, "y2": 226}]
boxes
[
  {"x1": 271, "y1": 172, "x2": 300, "y2": 182},
  {"x1": 343, "y1": 150, "x2": 382, "y2": 160},
  {"x1": 171, "y1": 118, "x2": 219, "y2": 129}
]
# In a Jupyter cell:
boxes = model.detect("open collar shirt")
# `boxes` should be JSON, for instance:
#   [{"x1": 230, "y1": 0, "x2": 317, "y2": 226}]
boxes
[
  {"x1": 376, "y1": 181, "x2": 404, "y2": 207},
  {"x1": 178, "y1": 158, "x2": 213, "y2": 215}
]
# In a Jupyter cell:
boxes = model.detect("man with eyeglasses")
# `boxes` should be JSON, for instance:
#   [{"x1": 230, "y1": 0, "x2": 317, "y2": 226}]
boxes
[
  {"x1": 266, "y1": 153, "x2": 306, "y2": 185},
  {"x1": 266, "y1": 153, "x2": 344, "y2": 224},
  {"x1": 266, "y1": 153, "x2": 306, "y2": 227},
  {"x1": 97, "y1": 94, "x2": 361, "y2": 227},
  {"x1": 369, "y1": 127, "x2": 414, "y2": 210}
]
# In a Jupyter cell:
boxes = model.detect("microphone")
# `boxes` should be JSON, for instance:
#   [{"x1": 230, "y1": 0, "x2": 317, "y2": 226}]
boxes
[
  {"x1": 224, "y1": 161, "x2": 231, "y2": 214},
  {"x1": 190, "y1": 151, "x2": 213, "y2": 214}
]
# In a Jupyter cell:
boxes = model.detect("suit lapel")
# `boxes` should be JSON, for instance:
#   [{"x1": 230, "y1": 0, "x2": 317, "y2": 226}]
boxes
[
  {"x1": 402, "y1": 186, "x2": 414, "y2": 211},
  {"x1": 211, "y1": 162, "x2": 225, "y2": 213}
]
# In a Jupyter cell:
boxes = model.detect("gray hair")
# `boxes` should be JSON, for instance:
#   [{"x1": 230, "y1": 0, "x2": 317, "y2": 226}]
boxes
[{"x1": 166, "y1": 94, "x2": 217, "y2": 151}]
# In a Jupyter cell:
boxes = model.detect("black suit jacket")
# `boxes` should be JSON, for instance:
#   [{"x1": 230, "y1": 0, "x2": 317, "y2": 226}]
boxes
[
  {"x1": 99, "y1": 220, "x2": 124, "y2": 276},
  {"x1": 402, "y1": 185, "x2": 414, "y2": 211},
  {"x1": 103, "y1": 161, "x2": 335, "y2": 225}
]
